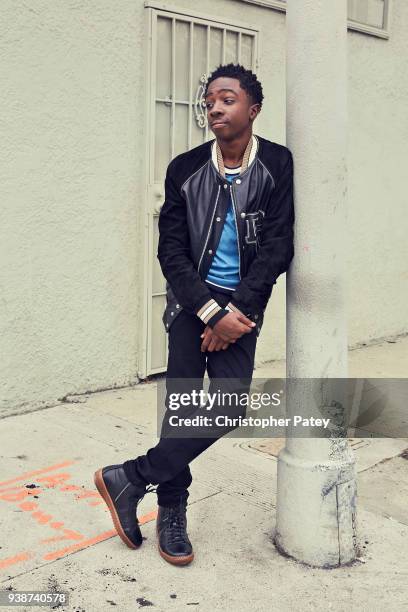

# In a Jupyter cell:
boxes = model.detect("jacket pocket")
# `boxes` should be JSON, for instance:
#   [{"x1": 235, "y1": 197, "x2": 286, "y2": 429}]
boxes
[
  {"x1": 162, "y1": 282, "x2": 183, "y2": 332},
  {"x1": 162, "y1": 303, "x2": 183, "y2": 333}
]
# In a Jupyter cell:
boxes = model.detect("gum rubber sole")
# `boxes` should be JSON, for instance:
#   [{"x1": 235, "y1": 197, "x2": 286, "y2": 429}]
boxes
[
  {"x1": 158, "y1": 545, "x2": 194, "y2": 566},
  {"x1": 156, "y1": 525, "x2": 194, "y2": 566},
  {"x1": 94, "y1": 469, "x2": 141, "y2": 550}
]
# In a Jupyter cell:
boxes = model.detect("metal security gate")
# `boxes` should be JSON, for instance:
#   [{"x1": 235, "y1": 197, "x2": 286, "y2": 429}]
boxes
[{"x1": 139, "y1": 2, "x2": 258, "y2": 377}]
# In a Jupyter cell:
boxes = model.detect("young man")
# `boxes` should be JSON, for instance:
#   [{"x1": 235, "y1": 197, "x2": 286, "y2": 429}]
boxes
[{"x1": 94, "y1": 64, "x2": 294, "y2": 566}]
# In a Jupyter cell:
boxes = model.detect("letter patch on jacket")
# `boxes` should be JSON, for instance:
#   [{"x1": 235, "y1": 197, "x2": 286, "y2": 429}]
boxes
[{"x1": 244, "y1": 210, "x2": 265, "y2": 246}]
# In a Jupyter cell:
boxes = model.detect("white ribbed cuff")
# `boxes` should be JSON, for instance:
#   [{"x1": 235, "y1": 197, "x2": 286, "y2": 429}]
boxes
[
  {"x1": 226, "y1": 302, "x2": 244, "y2": 316},
  {"x1": 197, "y1": 299, "x2": 222, "y2": 324}
]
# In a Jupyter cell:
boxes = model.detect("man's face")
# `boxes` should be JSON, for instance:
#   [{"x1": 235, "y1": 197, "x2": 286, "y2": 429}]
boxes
[{"x1": 205, "y1": 76, "x2": 260, "y2": 140}]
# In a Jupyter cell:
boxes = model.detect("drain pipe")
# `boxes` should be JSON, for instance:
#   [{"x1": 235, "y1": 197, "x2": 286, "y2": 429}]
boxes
[{"x1": 275, "y1": 0, "x2": 358, "y2": 566}]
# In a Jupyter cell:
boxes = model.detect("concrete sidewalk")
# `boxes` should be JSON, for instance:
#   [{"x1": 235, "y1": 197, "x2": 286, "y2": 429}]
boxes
[{"x1": 0, "y1": 336, "x2": 407, "y2": 612}]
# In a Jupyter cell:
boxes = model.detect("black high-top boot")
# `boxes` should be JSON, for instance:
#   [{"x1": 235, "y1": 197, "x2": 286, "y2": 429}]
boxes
[
  {"x1": 156, "y1": 498, "x2": 194, "y2": 565},
  {"x1": 94, "y1": 464, "x2": 155, "y2": 549}
]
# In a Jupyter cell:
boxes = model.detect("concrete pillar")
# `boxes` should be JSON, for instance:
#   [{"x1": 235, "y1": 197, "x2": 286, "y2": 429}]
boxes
[{"x1": 275, "y1": 1, "x2": 358, "y2": 567}]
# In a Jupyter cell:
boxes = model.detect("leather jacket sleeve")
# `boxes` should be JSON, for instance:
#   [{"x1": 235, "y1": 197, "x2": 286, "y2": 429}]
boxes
[
  {"x1": 229, "y1": 150, "x2": 295, "y2": 315},
  {"x1": 157, "y1": 160, "x2": 229, "y2": 327}
]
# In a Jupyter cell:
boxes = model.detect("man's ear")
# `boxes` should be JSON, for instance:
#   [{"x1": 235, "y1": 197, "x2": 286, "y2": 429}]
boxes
[{"x1": 249, "y1": 103, "x2": 261, "y2": 122}]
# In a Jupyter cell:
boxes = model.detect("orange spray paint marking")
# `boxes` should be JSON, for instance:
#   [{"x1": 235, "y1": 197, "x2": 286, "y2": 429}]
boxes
[
  {"x1": 0, "y1": 488, "x2": 43, "y2": 502},
  {"x1": 60, "y1": 529, "x2": 85, "y2": 541},
  {"x1": 75, "y1": 491, "x2": 100, "y2": 500},
  {"x1": 50, "y1": 522, "x2": 64, "y2": 529},
  {"x1": 0, "y1": 460, "x2": 84, "y2": 574},
  {"x1": 41, "y1": 529, "x2": 85, "y2": 545},
  {"x1": 0, "y1": 552, "x2": 33, "y2": 569},
  {"x1": 0, "y1": 485, "x2": 38, "y2": 493},
  {"x1": 0, "y1": 459, "x2": 159, "y2": 572},
  {"x1": 43, "y1": 530, "x2": 117, "y2": 560},
  {"x1": 19, "y1": 501, "x2": 39, "y2": 511},
  {"x1": 43, "y1": 511, "x2": 158, "y2": 561},
  {"x1": 41, "y1": 536, "x2": 66, "y2": 544},
  {"x1": 31, "y1": 511, "x2": 53, "y2": 525},
  {"x1": 36, "y1": 473, "x2": 71, "y2": 488},
  {"x1": 139, "y1": 510, "x2": 157, "y2": 524},
  {"x1": 0, "y1": 461, "x2": 75, "y2": 487}
]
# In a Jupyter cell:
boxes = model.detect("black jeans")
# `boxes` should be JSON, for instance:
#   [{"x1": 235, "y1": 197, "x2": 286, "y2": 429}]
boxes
[{"x1": 123, "y1": 290, "x2": 258, "y2": 506}]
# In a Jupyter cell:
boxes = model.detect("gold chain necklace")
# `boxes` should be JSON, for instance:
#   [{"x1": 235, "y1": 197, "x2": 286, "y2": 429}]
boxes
[{"x1": 216, "y1": 136, "x2": 253, "y2": 179}]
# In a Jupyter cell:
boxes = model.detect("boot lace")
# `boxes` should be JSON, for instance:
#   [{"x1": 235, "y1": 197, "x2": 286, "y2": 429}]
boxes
[{"x1": 164, "y1": 503, "x2": 188, "y2": 544}]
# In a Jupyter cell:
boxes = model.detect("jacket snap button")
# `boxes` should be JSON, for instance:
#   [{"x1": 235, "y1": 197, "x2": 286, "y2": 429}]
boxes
[
  {"x1": 236, "y1": 179, "x2": 241, "y2": 185},
  {"x1": 240, "y1": 212, "x2": 246, "y2": 218},
  {"x1": 208, "y1": 249, "x2": 213, "y2": 254},
  {"x1": 170, "y1": 312, "x2": 174, "y2": 316},
  {"x1": 223, "y1": 184, "x2": 228, "y2": 189},
  {"x1": 176, "y1": 304, "x2": 180, "y2": 309},
  {"x1": 216, "y1": 217, "x2": 221, "y2": 222}
]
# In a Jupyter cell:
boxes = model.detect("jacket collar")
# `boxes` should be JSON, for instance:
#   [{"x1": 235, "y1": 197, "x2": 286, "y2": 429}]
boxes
[{"x1": 211, "y1": 134, "x2": 259, "y2": 174}]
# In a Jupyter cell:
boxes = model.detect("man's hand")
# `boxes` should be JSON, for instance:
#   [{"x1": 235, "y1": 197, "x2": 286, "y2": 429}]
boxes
[
  {"x1": 200, "y1": 326, "x2": 230, "y2": 352},
  {"x1": 212, "y1": 311, "x2": 255, "y2": 343}
]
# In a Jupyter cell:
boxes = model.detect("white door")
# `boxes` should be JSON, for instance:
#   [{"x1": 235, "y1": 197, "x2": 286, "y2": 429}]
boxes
[{"x1": 140, "y1": 3, "x2": 258, "y2": 378}]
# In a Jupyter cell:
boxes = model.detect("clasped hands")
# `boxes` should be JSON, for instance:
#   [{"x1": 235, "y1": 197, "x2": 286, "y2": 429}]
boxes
[{"x1": 200, "y1": 311, "x2": 256, "y2": 352}]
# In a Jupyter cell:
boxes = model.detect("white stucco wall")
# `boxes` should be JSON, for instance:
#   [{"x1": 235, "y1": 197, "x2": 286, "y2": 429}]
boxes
[
  {"x1": 347, "y1": 0, "x2": 408, "y2": 343},
  {"x1": 1, "y1": 0, "x2": 148, "y2": 414},
  {"x1": 1, "y1": 0, "x2": 407, "y2": 414}
]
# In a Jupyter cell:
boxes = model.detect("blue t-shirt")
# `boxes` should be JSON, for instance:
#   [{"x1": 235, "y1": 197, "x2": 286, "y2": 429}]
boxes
[{"x1": 206, "y1": 171, "x2": 240, "y2": 291}]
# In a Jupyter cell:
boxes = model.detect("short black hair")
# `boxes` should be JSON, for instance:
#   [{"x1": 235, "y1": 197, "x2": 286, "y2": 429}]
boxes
[{"x1": 204, "y1": 63, "x2": 264, "y2": 108}]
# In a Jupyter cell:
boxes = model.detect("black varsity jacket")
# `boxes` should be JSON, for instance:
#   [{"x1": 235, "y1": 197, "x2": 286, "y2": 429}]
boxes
[{"x1": 157, "y1": 134, "x2": 295, "y2": 336}]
